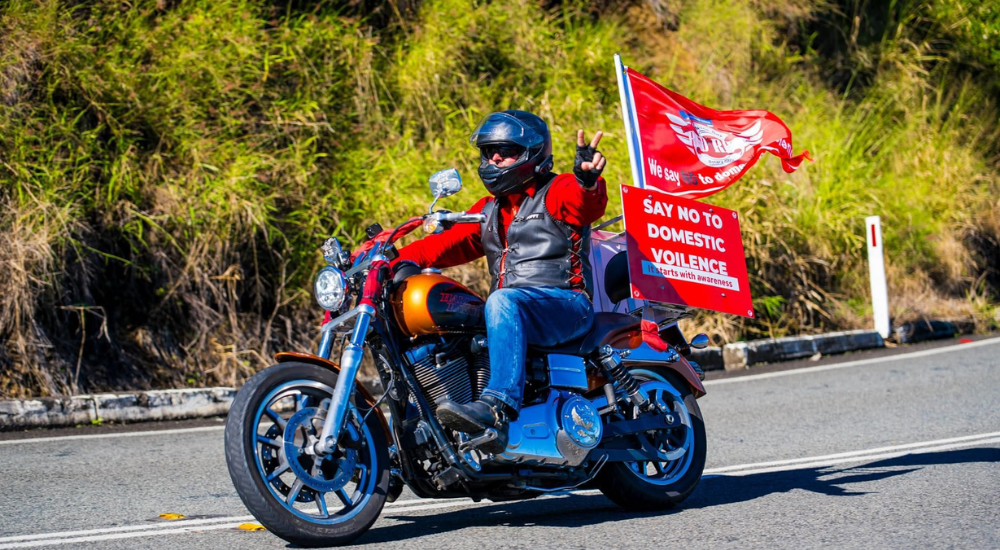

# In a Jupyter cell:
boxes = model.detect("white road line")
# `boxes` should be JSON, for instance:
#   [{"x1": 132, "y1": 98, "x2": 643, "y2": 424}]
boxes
[
  {"x1": 0, "y1": 517, "x2": 254, "y2": 544},
  {"x1": 0, "y1": 426, "x2": 225, "y2": 446},
  {"x1": 704, "y1": 336, "x2": 1000, "y2": 386},
  {"x1": 706, "y1": 431, "x2": 1000, "y2": 473},
  {"x1": 0, "y1": 522, "x2": 250, "y2": 550},
  {"x1": 3, "y1": 432, "x2": 997, "y2": 548},
  {"x1": 385, "y1": 497, "x2": 429, "y2": 507},
  {"x1": 384, "y1": 491, "x2": 589, "y2": 514},
  {"x1": 0, "y1": 494, "x2": 432, "y2": 545},
  {"x1": 710, "y1": 436, "x2": 1000, "y2": 477},
  {"x1": 384, "y1": 499, "x2": 530, "y2": 514}
]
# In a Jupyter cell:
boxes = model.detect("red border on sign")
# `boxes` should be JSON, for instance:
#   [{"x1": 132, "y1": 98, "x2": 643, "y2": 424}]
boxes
[{"x1": 621, "y1": 184, "x2": 755, "y2": 318}]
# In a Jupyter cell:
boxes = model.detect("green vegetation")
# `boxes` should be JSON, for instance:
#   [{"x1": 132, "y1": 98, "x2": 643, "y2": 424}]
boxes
[{"x1": 1, "y1": 0, "x2": 998, "y2": 397}]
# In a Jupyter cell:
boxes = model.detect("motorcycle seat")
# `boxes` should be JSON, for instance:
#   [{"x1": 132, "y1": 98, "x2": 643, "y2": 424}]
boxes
[{"x1": 533, "y1": 312, "x2": 640, "y2": 356}]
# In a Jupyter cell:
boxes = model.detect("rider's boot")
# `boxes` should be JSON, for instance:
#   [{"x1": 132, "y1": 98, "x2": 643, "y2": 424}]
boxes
[{"x1": 436, "y1": 394, "x2": 516, "y2": 454}]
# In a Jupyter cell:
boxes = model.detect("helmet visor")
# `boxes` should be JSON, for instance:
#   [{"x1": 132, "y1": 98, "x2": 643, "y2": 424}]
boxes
[
  {"x1": 469, "y1": 112, "x2": 546, "y2": 149},
  {"x1": 479, "y1": 143, "x2": 526, "y2": 163}
]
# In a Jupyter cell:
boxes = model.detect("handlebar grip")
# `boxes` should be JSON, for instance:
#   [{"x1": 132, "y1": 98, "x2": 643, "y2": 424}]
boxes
[
  {"x1": 430, "y1": 211, "x2": 484, "y2": 223},
  {"x1": 359, "y1": 259, "x2": 389, "y2": 308}
]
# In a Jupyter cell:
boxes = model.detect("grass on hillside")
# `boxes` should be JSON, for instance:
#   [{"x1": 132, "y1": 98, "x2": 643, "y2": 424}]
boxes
[{"x1": 1, "y1": 0, "x2": 998, "y2": 398}]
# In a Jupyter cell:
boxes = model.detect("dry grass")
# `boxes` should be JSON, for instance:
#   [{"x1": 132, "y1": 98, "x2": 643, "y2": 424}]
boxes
[
  {"x1": 0, "y1": 0, "x2": 997, "y2": 397},
  {"x1": 0, "y1": 194, "x2": 78, "y2": 396}
]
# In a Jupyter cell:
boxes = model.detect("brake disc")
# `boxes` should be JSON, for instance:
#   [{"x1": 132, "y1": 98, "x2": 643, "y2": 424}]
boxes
[
  {"x1": 261, "y1": 424, "x2": 291, "y2": 494},
  {"x1": 283, "y1": 407, "x2": 359, "y2": 493}
]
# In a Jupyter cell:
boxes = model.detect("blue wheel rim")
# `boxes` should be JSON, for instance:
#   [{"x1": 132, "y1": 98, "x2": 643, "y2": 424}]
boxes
[
  {"x1": 252, "y1": 380, "x2": 379, "y2": 523},
  {"x1": 622, "y1": 370, "x2": 695, "y2": 486}
]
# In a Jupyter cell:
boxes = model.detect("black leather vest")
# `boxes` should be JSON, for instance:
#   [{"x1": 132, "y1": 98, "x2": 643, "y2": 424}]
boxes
[{"x1": 480, "y1": 179, "x2": 593, "y2": 297}]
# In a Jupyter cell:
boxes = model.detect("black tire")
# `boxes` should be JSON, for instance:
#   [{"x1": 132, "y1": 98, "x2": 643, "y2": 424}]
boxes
[
  {"x1": 224, "y1": 362, "x2": 390, "y2": 547},
  {"x1": 596, "y1": 366, "x2": 707, "y2": 511}
]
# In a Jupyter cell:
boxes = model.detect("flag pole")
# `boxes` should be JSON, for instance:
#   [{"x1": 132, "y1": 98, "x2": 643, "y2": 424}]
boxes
[
  {"x1": 614, "y1": 54, "x2": 644, "y2": 189},
  {"x1": 614, "y1": 54, "x2": 648, "y2": 313}
]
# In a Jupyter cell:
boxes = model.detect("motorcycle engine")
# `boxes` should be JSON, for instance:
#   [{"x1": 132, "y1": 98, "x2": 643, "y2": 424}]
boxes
[
  {"x1": 491, "y1": 390, "x2": 603, "y2": 468},
  {"x1": 403, "y1": 340, "x2": 489, "y2": 411}
]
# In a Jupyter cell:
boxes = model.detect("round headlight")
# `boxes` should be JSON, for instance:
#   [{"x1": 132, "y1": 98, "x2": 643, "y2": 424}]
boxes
[{"x1": 314, "y1": 266, "x2": 347, "y2": 311}]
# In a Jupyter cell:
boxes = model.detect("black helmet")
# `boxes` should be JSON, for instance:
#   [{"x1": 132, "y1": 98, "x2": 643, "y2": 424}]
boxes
[{"x1": 470, "y1": 110, "x2": 553, "y2": 196}]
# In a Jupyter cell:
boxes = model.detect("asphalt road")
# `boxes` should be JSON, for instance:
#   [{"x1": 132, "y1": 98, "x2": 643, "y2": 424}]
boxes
[{"x1": 1, "y1": 337, "x2": 997, "y2": 549}]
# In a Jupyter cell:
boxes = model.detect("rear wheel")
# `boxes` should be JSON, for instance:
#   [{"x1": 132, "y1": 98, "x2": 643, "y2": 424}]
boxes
[
  {"x1": 224, "y1": 362, "x2": 389, "y2": 547},
  {"x1": 596, "y1": 366, "x2": 706, "y2": 510}
]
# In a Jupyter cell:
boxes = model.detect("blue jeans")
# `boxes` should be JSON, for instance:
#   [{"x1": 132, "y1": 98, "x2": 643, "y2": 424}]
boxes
[{"x1": 482, "y1": 287, "x2": 595, "y2": 411}]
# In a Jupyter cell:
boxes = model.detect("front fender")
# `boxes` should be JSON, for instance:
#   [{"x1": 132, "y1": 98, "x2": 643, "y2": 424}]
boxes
[{"x1": 274, "y1": 351, "x2": 391, "y2": 440}]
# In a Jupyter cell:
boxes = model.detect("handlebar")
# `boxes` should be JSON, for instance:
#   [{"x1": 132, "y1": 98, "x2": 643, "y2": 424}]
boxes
[
  {"x1": 430, "y1": 211, "x2": 486, "y2": 224},
  {"x1": 349, "y1": 211, "x2": 485, "y2": 269}
]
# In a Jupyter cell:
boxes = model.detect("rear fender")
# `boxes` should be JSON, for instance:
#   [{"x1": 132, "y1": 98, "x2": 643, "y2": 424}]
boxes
[
  {"x1": 620, "y1": 344, "x2": 706, "y2": 398},
  {"x1": 657, "y1": 354, "x2": 706, "y2": 398},
  {"x1": 274, "y1": 351, "x2": 391, "y2": 440}
]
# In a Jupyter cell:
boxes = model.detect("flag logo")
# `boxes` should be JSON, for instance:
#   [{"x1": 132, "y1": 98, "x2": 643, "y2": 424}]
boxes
[{"x1": 668, "y1": 111, "x2": 764, "y2": 168}]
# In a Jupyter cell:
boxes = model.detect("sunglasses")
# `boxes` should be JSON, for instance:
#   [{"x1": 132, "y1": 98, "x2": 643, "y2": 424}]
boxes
[{"x1": 481, "y1": 145, "x2": 525, "y2": 160}]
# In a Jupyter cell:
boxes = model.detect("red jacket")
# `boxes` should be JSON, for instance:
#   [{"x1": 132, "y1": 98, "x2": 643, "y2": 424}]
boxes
[{"x1": 396, "y1": 173, "x2": 608, "y2": 275}]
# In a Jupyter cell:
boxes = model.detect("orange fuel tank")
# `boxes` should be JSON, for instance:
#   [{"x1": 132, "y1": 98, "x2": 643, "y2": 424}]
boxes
[{"x1": 391, "y1": 274, "x2": 486, "y2": 337}]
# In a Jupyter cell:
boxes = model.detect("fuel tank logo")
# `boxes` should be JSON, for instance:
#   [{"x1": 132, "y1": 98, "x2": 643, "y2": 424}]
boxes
[
  {"x1": 437, "y1": 291, "x2": 480, "y2": 312},
  {"x1": 427, "y1": 284, "x2": 486, "y2": 329}
]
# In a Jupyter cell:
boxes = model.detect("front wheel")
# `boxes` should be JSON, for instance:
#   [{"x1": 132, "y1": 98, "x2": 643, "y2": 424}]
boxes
[
  {"x1": 224, "y1": 361, "x2": 389, "y2": 547},
  {"x1": 596, "y1": 366, "x2": 706, "y2": 510}
]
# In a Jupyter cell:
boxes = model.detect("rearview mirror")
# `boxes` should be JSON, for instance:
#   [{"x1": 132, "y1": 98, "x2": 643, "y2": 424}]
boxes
[
  {"x1": 690, "y1": 333, "x2": 710, "y2": 349},
  {"x1": 429, "y1": 168, "x2": 462, "y2": 199},
  {"x1": 321, "y1": 237, "x2": 343, "y2": 264}
]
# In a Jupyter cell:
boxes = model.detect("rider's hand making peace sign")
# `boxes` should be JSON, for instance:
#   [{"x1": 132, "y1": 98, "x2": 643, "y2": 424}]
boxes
[{"x1": 573, "y1": 129, "x2": 606, "y2": 190}]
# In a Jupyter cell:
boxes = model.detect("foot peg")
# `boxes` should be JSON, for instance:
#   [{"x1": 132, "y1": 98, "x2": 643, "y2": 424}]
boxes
[{"x1": 457, "y1": 428, "x2": 499, "y2": 453}]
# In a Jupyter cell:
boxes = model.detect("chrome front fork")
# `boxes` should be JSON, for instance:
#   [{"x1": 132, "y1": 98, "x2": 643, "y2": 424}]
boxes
[{"x1": 314, "y1": 304, "x2": 375, "y2": 455}]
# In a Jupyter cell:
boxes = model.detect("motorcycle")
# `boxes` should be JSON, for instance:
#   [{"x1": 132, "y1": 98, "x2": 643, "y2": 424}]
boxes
[{"x1": 224, "y1": 168, "x2": 710, "y2": 546}]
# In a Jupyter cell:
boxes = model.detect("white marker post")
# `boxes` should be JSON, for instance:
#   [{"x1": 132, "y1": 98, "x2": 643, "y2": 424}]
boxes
[{"x1": 866, "y1": 216, "x2": 891, "y2": 339}]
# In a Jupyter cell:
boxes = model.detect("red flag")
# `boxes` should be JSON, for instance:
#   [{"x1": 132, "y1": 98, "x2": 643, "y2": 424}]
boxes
[{"x1": 623, "y1": 67, "x2": 810, "y2": 199}]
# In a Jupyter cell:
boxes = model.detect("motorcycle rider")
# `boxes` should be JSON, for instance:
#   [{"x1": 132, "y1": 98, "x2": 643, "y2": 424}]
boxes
[{"x1": 395, "y1": 110, "x2": 608, "y2": 453}]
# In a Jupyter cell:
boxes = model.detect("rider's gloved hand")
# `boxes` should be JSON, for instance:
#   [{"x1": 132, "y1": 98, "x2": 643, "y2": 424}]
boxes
[{"x1": 573, "y1": 129, "x2": 606, "y2": 190}]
